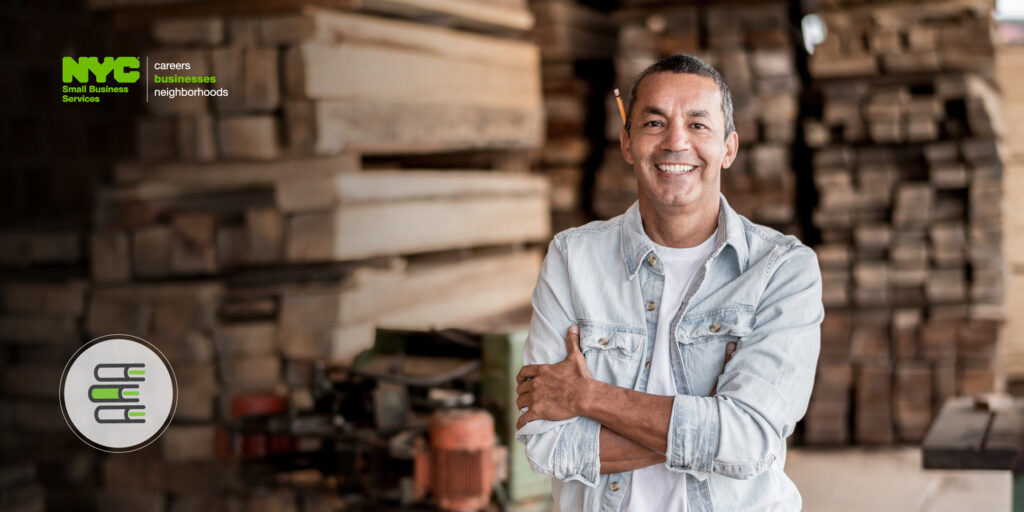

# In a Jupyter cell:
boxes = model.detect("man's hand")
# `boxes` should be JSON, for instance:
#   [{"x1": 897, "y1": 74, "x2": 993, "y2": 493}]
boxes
[{"x1": 515, "y1": 325, "x2": 592, "y2": 429}]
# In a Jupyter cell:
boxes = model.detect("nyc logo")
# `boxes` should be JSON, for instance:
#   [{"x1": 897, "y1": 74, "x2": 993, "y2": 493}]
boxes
[{"x1": 62, "y1": 56, "x2": 140, "y2": 84}]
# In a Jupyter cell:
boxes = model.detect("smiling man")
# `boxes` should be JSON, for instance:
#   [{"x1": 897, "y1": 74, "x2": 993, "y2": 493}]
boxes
[{"x1": 514, "y1": 55, "x2": 823, "y2": 511}]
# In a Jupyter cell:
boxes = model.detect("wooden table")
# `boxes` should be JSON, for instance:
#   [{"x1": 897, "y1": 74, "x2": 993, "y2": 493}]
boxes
[{"x1": 922, "y1": 396, "x2": 1024, "y2": 511}]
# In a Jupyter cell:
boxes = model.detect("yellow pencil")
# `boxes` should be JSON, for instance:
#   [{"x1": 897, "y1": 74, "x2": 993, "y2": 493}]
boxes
[{"x1": 614, "y1": 88, "x2": 626, "y2": 125}]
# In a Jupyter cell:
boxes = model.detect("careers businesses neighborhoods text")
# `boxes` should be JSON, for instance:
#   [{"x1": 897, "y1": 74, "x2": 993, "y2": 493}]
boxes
[{"x1": 61, "y1": 56, "x2": 229, "y2": 103}]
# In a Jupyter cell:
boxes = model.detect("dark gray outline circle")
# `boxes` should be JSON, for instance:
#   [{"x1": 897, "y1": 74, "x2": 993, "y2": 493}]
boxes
[{"x1": 58, "y1": 333, "x2": 178, "y2": 453}]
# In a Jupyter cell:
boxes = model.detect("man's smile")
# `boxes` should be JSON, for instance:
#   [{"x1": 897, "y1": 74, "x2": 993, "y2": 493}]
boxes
[{"x1": 655, "y1": 163, "x2": 698, "y2": 174}]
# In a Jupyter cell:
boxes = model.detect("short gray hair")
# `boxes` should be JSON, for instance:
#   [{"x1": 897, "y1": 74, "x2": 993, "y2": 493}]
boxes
[{"x1": 624, "y1": 54, "x2": 735, "y2": 139}]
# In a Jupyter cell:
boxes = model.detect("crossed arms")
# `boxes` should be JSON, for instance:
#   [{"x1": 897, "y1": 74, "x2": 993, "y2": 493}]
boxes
[
  {"x1": 514, "y1": 237, "x2": 823, "y2": 483},
  {"x1": 516, "y1": 326, "x2": 735, "y2": 474}
]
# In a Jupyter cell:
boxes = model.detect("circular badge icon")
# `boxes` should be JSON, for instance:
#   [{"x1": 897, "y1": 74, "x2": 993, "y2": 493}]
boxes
[{"x1": 59, "y1": 334, "x2": 177, "y2": 452}]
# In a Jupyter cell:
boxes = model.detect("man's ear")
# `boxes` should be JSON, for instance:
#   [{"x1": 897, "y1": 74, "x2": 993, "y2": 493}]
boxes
[
  {"x1": 722, "y1": 130, "x2": 739, "y2": 169},
  {"x1": 619, "y1": 127, "x2": 634, "y2": 165}
]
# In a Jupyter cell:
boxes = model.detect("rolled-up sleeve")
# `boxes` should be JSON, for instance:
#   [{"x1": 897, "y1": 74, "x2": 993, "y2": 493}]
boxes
[
  {"x1": 665, "y1": 245, "x2": 823, "y2": 480},
  {"x1": 514, "y1": 236, "x2": 601, "y2": 487}
]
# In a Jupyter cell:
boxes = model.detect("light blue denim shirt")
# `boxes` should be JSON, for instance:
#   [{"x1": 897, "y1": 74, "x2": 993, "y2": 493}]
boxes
[{"x1": 516, "y1": 196, "x2": 823, "y2": 512}]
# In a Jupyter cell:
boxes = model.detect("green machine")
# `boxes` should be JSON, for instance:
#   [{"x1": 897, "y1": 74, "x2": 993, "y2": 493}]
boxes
[{"x1": 481, "y1": 329, "x2": 552, "y2": 509}]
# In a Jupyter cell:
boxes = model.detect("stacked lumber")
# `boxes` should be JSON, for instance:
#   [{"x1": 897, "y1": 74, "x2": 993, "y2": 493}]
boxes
[
  {"x1": 594, "y1": 1, "x2": 801, "y2": 236},
  {"x1": 802, "y1": 0, "x2": 1004, "y2": 446},
  {"x1": 128, "y1": 8, "x2": 541, "y2": 164},
  {"x1": 530, "y1": 0, "x2": 616, "y2": 231},
  {"x1": 90, "y1": 0, "x2": 536, "y2": 34},
  {"x1": 0, "y1": 226, "x2": 97, "y2": 510},
  {"x1": 80, "y1": 4, "x2": 549, "y2": 509},
  {"x1": 997, "y1": 38, "x2": 1024, "y2": 386}
]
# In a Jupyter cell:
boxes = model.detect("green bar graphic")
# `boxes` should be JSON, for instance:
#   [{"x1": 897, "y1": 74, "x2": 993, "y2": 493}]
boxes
[
  {"x1": 91, "y1": 388, "x2": 120, "y2": 400},
  {"x1": 122, "y1": 391, "x2": 139, "y2": 397},
  {"x1": 128, "y1": 370, "x2": 145, "y2": 376},
  {"x1": 128, "y1": 411, "x2": 146, "y2": 417}
]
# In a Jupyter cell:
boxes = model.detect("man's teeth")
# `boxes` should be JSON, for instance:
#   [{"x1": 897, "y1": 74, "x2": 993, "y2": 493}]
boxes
[{"x1": 657, "y1": 164, "x2": 696, "y2": 174}]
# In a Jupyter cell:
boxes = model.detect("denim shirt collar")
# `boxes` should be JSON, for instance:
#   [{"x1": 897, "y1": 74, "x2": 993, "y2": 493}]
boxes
[{"x1": 620, "y1": 194, "x2": 749, "y2": 279}]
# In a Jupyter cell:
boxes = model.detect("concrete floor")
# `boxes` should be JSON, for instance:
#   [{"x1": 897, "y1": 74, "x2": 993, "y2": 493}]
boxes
[{"x1": 787, "y1": 447, "x2": 1011, "y2": 511}]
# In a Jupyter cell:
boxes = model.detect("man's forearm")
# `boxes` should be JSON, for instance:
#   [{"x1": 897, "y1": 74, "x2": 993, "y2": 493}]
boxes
[
  {"x1": 599, "y1": 426, "x2": 664, "y2": 474},
  {"x1": 581, "y1": 379, "x2": 675, "y2": 454}
]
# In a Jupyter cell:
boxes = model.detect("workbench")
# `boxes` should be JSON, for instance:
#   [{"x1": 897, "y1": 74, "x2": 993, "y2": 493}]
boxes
[{"x1": 922, "y1": 396, "x2": 1024, "y2": 511}]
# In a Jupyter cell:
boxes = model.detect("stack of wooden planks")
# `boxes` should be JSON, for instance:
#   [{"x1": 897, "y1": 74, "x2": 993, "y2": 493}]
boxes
[
  {"x1": 128, "y1": 8, "x2": 543, "y2": 163},
  {"x1": 529, "y1": 0, "x2": 616, "y2": 232},
  {"x1": 802, "y1": 0, "x2": 1005, "y2": 446},
  {"x1": 996, "y1": 35, "x2": 1024, "y2": 389},
  {"x1": 0, "y1": 226, "x2": 99, "y2": 509},
  {"x1": 82, "y1": 2, "x2": 549, "y2": 509},
  {"x1": 594, "y1": 1, "x2": 802, "y2": 236}
]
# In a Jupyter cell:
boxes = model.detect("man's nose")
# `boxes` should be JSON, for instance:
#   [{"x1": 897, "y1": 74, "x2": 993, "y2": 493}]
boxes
[{"x1": 659, "y1": 122, "x2": 691, "y2": 152}]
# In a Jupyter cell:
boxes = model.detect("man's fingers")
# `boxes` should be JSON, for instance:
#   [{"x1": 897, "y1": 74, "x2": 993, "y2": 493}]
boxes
[
  {"x1": 565, "y1": 324, "x2": 581, "y2": 355},
  {"x1": 516, "y1": 391, "x2": 531, "y2": 410},
  {"x1": 516, "y1": 365, "x2": 539, "y2": 384},
  {"x1": 516, "y1": 408, "x2": 540, "y2": 430},
  {"x1": 515, "y1": 378, "x2": 534, "y2": 396}
]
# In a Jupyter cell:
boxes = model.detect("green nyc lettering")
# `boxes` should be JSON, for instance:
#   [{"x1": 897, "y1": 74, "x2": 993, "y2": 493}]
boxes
[{"x1": 62, "y1": 57, "x2": 140, "y2": 84}]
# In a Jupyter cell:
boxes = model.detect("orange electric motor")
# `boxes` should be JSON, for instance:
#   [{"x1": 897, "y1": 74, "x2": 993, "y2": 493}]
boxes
[{"x1": 415, "y1": 408, "x2": 498, "y2": 511}]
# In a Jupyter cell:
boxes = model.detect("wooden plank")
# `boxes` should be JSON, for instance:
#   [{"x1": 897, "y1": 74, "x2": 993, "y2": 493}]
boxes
[
  {"x1": 114, "y1": 155, "x2": 357, "y2": 187},
  {"x1": 284, "y1": 43, "x2": 540, "y2": 110},
  {"x1": 330, "y1": 250, "x2": 542, "y2": 362},
  {"x1": 285, "y1": 194, "x2": 549, "y2": 262},
  {"x1": 276, "y1": 170, "x2": 548, "y2": 212},
  {"x1": 262, "y1": 8, "x2": 536, "y2": 65},
  {"x1": 216, "y1": 116, "x2": 280, "y2": 161},
  {"x1": 273, "y1": 250, "x2": 541, "y2": 361},
  {"x1": 359, "y1": 0, "x2": 533, "y2": 32},
  {"x1": 151, "y1": 16, "x2": 224, "y2": 45},
  {"x1": 291, "y1": 100, "x2": 543, "y2": 155}
]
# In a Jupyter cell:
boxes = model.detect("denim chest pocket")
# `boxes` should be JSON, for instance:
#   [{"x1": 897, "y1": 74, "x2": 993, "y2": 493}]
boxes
[
  {"x1": 676, "y1": 308, "x2": 755, "y2": 344},
  {"x1": 676, "y1": 308, "x2": 754, "y2": 396},
  {"x1": 579, "y1": 323, "x2": 644, "y2": 388}
]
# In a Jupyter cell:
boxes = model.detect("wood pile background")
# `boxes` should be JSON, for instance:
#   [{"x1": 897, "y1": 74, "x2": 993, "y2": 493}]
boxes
[
  {"x1": 997, "y1": 32, "x2": 1024, "y2": 389},
  {"x1": 25, "y1": 1, "x2": 550, "y2": 510},
  {"x1": 529, "y1": 0, "x2": 617, "y2": 231},
  {"x1": 802, "y1": 0, "x2": 1005, "y2": 446}
]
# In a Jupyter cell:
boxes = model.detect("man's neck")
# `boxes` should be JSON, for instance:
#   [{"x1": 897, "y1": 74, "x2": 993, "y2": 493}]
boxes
[{"x1": 638, "y1": 197, "x2": 720, "y2": 249}]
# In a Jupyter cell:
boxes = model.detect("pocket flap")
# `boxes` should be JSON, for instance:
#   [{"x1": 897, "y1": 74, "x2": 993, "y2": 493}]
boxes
[
  {"x1": 677, "y1": 308, "x2": 754, "y2": 342},
  {"x1": 579, "y1": 324, "x2": 643, "y2": 354}
]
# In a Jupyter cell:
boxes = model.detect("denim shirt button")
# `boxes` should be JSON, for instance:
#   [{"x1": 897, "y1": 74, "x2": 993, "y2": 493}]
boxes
[
  {"x1": 645, "y1": 360, "x2": 651, "y2": 370},
  {"x1": 598, "y1": 337, "x2": 609, "y2": 346},
  {"x1": 647, "y1": 255, "x2": 658, "y2": 266},
  {"x1": 609, "y1": 481, "x2": 620, "y2": 492},
  {"x1": 646, "y1": 301, "x2": 656, "y2": 311},
  {"x1": 709, "y1": 322, "x2": 721, "y2": 333}
]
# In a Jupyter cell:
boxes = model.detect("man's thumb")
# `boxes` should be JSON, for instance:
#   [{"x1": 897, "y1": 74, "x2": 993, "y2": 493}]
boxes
[{"x1": 566, "y1": 324, "x2": 581, "y2": 354}]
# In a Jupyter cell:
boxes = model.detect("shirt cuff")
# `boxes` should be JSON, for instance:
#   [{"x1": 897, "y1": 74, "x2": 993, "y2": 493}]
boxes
[
  {"x1": 665, "y1": 395, "x2": 719, "y2": 478},
  {"x1": 552, "y1": 416, "x2": 601, "y2": 486}
]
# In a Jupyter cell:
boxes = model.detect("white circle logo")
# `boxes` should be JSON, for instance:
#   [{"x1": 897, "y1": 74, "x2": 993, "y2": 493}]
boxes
[{"x1": 59, "y1": 334, "x2": 177, "y2": 452}]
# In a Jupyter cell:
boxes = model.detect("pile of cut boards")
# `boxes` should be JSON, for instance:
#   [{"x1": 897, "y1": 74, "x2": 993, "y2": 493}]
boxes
[
  {"x1": 0, "y1": 225, "x2": 98, "y2": 510},
  {"x1": 529, "y1": 0, "x2": 616, "y2": 232},
  {"x1": 803, "y1": 0, "x2": 1005, "y2": 446},
  {"x1": 79, "y1": 1, "x2": 549, "y2": 509},
  {"x1": 997, "y1": 31, "x2": 1024, "y2": 390}
]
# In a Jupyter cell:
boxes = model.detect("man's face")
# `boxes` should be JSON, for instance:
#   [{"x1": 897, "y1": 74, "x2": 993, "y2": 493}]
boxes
[{"x1": 620, "y1": 72, "x2": 738, "y2": 215}]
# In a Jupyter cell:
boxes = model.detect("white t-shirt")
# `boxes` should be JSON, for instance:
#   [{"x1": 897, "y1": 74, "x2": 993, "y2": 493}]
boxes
[{"x1": 622, "y1": 229, "x2": 717, "y2": 512}]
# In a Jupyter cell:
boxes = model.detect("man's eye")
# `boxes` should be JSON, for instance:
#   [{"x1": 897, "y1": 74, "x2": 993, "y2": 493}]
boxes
[
  {"x1": 692, "y1": 123, "x2": 707, "y2": 130},
  {"x1": 644, "y1": 120, "x2": 662, "y2": 127}
]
